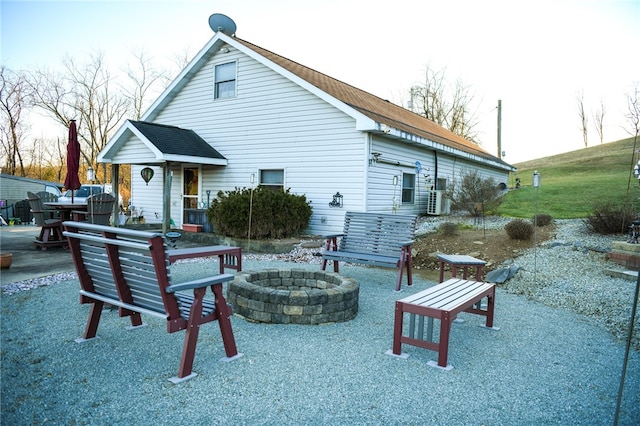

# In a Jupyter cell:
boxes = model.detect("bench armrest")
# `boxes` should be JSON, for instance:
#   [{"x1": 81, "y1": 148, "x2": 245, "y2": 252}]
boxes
[
  {"x1": 323, "y1": 233, "x2": 344, "y2": 239},
  {"x1": 166, "y1": 273, "x2": 234, "y2": 293},
  {"x1": 401, "y1": 240, "x2": 415, "y2": 247}
]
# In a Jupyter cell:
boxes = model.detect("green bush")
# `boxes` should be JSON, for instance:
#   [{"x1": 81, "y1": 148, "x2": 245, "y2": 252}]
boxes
[
  {"x1": 533, "y1": 213, "x2": 553, "y2": 227},
  {"x1": 207, "y1": 187, "x2": 312, "y2": 239},
  {"x1": 584, "y1": 200, "x2": 637, "y2": 235},
  {"x1": 439, "y1": 222, "x2": 459, "y2": 236},
  {"x1": 505, "y1": 219, "x2": 534, "y2": 240}
]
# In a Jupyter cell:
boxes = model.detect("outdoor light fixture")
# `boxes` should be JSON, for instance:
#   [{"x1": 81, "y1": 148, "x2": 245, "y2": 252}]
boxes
[
  {"x1": 393, "y1": 175, "x2": 399, "y2": 186},
  {"x1": 87, "y1": 166, "x2": 95, "y2": 182},
  {"x1": 329, "y1": 192, "x2": 344, "y2": 208},
  {"x1": 140, "y1": 167, "x2": 154, "y2": 186}
]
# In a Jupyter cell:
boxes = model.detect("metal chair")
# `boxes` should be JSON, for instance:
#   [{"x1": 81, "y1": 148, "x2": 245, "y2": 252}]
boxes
[{"x1": 26, "y1": 191, "x2": 66, "y2": 250}]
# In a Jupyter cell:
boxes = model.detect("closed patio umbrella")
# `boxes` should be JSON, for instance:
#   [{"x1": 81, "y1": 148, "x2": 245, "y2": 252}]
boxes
[{"x1": 63, "y1": 120, "x2": 81, "y2": 203}]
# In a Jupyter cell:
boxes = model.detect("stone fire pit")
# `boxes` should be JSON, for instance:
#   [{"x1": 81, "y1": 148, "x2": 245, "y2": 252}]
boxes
[{"x1": 227, "y1": 269, "x2": 359, "y2": 324}]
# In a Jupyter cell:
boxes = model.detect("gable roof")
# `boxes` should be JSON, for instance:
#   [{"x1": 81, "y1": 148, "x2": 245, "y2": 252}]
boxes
[
  {"x1": 232, "y1": 37, "x2": 511, "y2": 170},
  {"x1": 99, "y1": 120, "x2": 227, "y2": 165},
  {"x1": 139, "y1": 32, "x2": 512, "y2": 171},
  {"x1": 233, "y1": 39, "x2": 489, "y2": 154}
]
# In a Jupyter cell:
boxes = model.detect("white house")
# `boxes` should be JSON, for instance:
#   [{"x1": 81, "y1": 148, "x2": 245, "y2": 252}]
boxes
[{"x1": 98, "y1": 23, "x2": 515, "y2": 235}]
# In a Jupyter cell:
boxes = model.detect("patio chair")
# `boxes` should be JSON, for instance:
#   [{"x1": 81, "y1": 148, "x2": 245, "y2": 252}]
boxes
[
  {"x1": 26, "y1": 191, "x2": 66, "y2": 250},
  {"x1": 36, "y1": 191, "x2": 61, "y2": 219},
  {"x1": 73, "y1": 193, "x2": 116, "y2": 225}
]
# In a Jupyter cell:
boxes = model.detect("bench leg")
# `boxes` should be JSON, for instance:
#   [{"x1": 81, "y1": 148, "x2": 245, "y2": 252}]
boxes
[
  {"x1": 405, "y1": 248, "x2": 413, "y2": 287},
  {"x1": 211, "y1": 284, "x2": 241, "y2": 360},
  {"x1": 485, "y1": 291, "x2": 495, "y2": 328},
  {"x1": 177, "y1": 288, "x2": 205, "y2": 379},
  {"x1": 81, "y1": 301, "x2": 104, "y2": 340},
  {"x1": 436, "y1": 312, "x2": 452, "y2": 369},
  {"x1": 392, "y1": 301, "x2": 404, "y2": 355},
  {"x1": 321, "y1": 237, "x2": 339, "y2": 273},
  {"x1": 395, "y1": 247, "x2": 412, "y2": 292}
]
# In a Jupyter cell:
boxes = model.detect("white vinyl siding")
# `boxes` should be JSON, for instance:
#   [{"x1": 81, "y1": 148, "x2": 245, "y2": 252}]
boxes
[
  {"x1": 124, "y1": 43, "x2": 510, "y2": 232},
  {"x1": 149, "y1": 51, "x2": 365, "y2": 232}
]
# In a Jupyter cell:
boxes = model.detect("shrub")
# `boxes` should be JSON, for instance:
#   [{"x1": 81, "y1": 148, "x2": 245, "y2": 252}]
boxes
[
  {"x1": 446, "y1": 169, "x2": 504, "y2": 215},
  {"x1": 533, "y1": 213, "x2": 553, "y2": 227},
  {"x1": 207, "y1": 187, "x2": 312, "y2": 239},
  {"x1": 505, "y1": 219, "x2": 534, "y2": 240},
  {"x1": 439, "y1": 222, "x2": 459, "y2": 236},
  {"x1": 584, "y1": 200, "x2": 637, "y2": 235}
]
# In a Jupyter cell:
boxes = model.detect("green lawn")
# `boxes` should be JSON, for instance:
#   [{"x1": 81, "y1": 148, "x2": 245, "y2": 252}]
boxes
[{"x1": 495, "y1": 137, "x2": 640, "y2": 219}]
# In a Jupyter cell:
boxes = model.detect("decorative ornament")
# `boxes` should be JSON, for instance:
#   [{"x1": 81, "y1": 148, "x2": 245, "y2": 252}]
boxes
[{"x1": 141, "y1": 167, "x2": 154, "y2": 186}]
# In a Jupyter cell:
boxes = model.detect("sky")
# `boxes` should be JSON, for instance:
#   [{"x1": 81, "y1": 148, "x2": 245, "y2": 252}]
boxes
[{"x1": 1, "y1": 0, "x2": 639, "y2": 164}]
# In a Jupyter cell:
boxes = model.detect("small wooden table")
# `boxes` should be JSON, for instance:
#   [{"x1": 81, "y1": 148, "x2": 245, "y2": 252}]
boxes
[
  {"x1": 389, "y1": 278, "x2": 498, "y2": 369},
  {"x1": 437, "y1": 254, "x2": 487, "y2": 283},
  {"x1": 44, "y1": 202, "x2": 87, "y2": 222},
  {"x1": 168, "y1": 245, "x2": 242, "y2": 274}
]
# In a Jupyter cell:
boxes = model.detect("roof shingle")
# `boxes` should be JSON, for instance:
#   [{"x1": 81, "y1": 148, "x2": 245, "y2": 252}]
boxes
[
  {"x1": 234, "y1": 37, "x2": 507, "y2": 166},
  {"x1": 129, "y1": 120, "x2": 226, "y2": 160}
]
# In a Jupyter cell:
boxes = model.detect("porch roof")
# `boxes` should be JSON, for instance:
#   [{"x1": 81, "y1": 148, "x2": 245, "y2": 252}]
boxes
[{"x1": 98, "y1": 120, "x2": 227, "y2": 166}]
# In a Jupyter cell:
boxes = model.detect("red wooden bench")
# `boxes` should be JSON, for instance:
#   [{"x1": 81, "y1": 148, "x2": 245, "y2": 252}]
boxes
[
  {"x1": 388, "y1": 278, "x2": 499, "y2": 369},
  {"x1": 63, "y1": 221, "x2": 243, "y2": 383},
  {"x1": 437, "y1": 254, "x2": 487, "y2": 283},
  {"x1": 321, "y1": 211, "x2": 417, "y2": 292}
]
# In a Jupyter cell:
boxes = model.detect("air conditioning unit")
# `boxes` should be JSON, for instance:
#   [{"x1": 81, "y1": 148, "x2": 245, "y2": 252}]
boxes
[{"x1": 426, "y1": 190, "x2": 448, "y2": 215}]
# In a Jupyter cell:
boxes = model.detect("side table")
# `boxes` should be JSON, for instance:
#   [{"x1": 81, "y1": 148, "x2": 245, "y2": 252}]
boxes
[{"x1": 437, "y1": 254, "x2": 487, "y2": 283}]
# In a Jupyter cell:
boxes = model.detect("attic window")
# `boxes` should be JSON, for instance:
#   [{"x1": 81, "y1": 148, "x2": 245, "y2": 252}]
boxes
[{"x1": 214, "y1": 62, "x2": 236, "y2": 99}]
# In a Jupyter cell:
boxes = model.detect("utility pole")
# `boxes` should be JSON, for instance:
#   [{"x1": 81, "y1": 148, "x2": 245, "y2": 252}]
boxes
[{"x1": 497, "y1": 100, "x2": 502, "y2": 159}]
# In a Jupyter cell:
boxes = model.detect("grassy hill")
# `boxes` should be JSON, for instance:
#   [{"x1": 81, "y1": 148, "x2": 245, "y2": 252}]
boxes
[{"x1": 495, "y1": 136, "x2": 640, "y2": 218}]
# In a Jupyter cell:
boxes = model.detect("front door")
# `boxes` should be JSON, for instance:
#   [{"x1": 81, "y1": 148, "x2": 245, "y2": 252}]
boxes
[{"x1": 183, "y1": 167, "x2": 200, "y2": 221}]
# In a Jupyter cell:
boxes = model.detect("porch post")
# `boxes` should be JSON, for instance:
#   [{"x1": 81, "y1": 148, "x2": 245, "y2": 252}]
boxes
[
  {"x1": 163, "y1": 161, "x2": 172, "y2": 234},
  {"x1": 112, "y1": 163, "x2": 120, "y2": 227}
]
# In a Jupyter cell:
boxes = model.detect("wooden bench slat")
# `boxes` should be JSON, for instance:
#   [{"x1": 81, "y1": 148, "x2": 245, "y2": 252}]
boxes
[
  {"x1": 391, "y1": 278, "x2": 497, "y2": 369},
  {"x1": 63, "y1": 221, "x2": 242, "y2": 382},
  {"x1": 322, "y1": 212, "x2": 417, "y2": 291}
]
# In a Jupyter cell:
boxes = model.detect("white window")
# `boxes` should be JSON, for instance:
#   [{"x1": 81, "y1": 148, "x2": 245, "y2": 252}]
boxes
[
  {"x1": 260, "y1": 169, "x2": 284, "y2": 192},
  {"x1": 214, "y1": 62, "x2": 236, "y2": 99},
  {"x1": 401, "y1": 173, "x2": 415, "y2": 204}
]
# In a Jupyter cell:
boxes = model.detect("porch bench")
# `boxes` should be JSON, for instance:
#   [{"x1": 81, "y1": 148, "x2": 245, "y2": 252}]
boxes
[
  {"x1": 321, "y1": 212, "x2": 417, "y2": 292},
  {"x1": 62, "y1": 221, "x2": 243, "y2": 383},
  {"x1": 388, "y1": 278, "x2": 499, "y2": 369}
]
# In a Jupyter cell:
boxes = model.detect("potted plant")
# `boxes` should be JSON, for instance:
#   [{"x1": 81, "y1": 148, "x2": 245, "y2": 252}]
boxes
[{"x1": 1, "y1": 253, "x2": 13, "y2": 269}]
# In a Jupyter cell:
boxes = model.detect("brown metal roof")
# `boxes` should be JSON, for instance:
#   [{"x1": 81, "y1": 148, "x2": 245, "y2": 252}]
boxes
[{"x1": 234, "y1": 37, "x2": 504, "y2": 164}]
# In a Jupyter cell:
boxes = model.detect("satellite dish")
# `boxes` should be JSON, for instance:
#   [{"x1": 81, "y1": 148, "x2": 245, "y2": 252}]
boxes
[{"x1": 208, "y1": 13, "x2": 237, "y2": 36}]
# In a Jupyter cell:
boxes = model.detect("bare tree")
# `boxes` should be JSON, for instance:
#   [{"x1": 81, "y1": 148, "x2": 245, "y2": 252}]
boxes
[
  {"x1": 625, "y1": 82, "x2": 640, "y2": 199},
  {"x1": 577, "y1": 91, "x2": 589, "y2": 148},
  {"x1": 408, "y1": 65, "x2": 480, "y2": 143},
  {"x1": 29, "y1": 52, "x2": 130, "y2": 184},
  {"x1": 626, "y1": 82, "x2": 640, "y2": 139},
  {"x1": 448, "y1": 79, "x2": 480, "y2": 142},
  {"x1": 593, "y1": 98, "x2": 606, "y2": 144},
  {"x1": 23, "y1": 136, "x2": 66, "y2": 181},
  {"x1": 0, "y1": 66, "x2": 31, "y2": 176},
  {"x1": 123, "y1": 50, "x2": 169, "y2": 120}
]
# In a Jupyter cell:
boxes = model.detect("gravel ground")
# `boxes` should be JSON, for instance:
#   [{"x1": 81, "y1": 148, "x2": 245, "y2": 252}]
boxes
[{"x1": 1, "y1": 219, "x2": 639, "y2": 424}]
